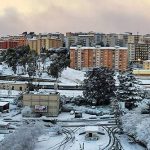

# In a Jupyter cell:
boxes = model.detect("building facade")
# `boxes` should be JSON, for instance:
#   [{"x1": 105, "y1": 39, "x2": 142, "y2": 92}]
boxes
[
  {"x1": 0, "y1": 81, "x2": 28, "y2": 92},
  {"x1": 135, "y1": 43, "x2": 150, "y2": 62},
  {"x1": 23, "y1": 92, "x2": 60, "y2": 116},
  {"x1": 70, "y1": 46, "x2": 128, "y2": 71},
  {"x1": 0, "y1": 35, "x2": 27, "y2": 50},
  {"x1": 65, "y1": 32, "x2": 129, "y2": 49},
  {"x1": 143, "y1": 60, "x2": 150, "y2": 69},
  {"x1": 28, "y1": 37, "x2": 63, "y2": 54}
]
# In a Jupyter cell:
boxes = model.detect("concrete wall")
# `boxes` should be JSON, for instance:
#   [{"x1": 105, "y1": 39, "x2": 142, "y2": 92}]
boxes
[{"x1": 23, "y1": 93, "x2": 60, "y2": 116}]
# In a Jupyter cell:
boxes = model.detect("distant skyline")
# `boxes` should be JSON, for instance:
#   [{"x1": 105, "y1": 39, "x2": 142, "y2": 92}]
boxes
[{"x1": 1, "y1": 0, "x2": 150, "y2": 35}]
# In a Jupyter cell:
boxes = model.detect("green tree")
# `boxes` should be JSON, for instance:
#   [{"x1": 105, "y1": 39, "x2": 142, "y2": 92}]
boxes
[
  {"x1": 83, "y1": 67, "x2": 116, "y2": 106},
  {"x1": 117, "y1": 71, "x2": 144, "y2": 110},
  {"x1": 47, "y1": 48, "x2": 70, "y2": 79},
  {"x1": 1, "y1": 45, "x2": 37, "y2": 74},
  {"x1": 2, "y1": 48, "x2": 18, "y2": 74}
]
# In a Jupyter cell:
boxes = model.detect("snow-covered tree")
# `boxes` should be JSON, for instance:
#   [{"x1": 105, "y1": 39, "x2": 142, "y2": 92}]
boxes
[
  {"x1": 22, "y1": 106, "x2": 32, "y2": 117},
  {"x1": 50, "y1": 125, "x2": 63, "y2": 135},
  {"x1": 136, "y1": 118, "x2": 150, "y2": 149},
  {"x1": 117, "y1": 71, "x2": 144, "y2": 110},
  {"x1": 122, "y1": 108, "x2": 150, "y2": 149},
  {"x1": 122, "y1": 110, "x2": 143, "y2": 136},
  {"x1": 0, "y1": 123, "x2": 44, "y2": 150},
  {"x1": 47, "y1": 48, "x2": 70, "y2": 79},
  {"x1": 83, "y1": 67, "x2": 116, "y2": 106},
  {"x1": 1, "y1": 45, "x2": 37, "y2": 75}
]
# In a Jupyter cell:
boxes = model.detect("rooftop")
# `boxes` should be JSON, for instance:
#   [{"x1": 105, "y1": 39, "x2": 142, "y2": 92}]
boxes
[
  {"x1": 0, "y1": 101, "x2": 9, "y2": 106},
  {"x1": 144, "y1": 60, "x2": 150, "y2": 62},
  {"x1": 0, "y1": 121, "x2": 10, "y2": 126},
  {"x1": 70, "y1": 46, "x2": 128, "y2": 50},
  {"x1": 85, "y1": 126, "x2": 99, "y2": 132}
]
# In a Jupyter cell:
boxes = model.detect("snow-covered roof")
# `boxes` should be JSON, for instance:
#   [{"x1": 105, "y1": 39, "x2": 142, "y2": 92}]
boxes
[
  {"x1": 0, "y1": 121, "x2": 10, "y2": 126},
  {"x1": 0, "y1": 101, "x2": 9, "y2": 106},
  {"x1": 39, "y1": 89, "x2": 83, "y2": 97},
  {"x1": 133, "y1": 69, "x2": 150, "y2": 75},
  {"x1": 0, "y1": 90, "x2": 21, "y2": 96},
  {"x1": 78, "y1": 34, "x2": 94, "y2": 37},
  {"x1": 29, "y1": 90, "x2": 59, "y2": 95},
  {"x1": 85, "y1": 126, "x2": 99, "y2": 132},
  {"x1": 27, "y1": 37, "x2": 37, "y2": 40},
  {"x1": 143, "y1": 60, "x2": 150, "y2": 62},
  {"x1": 0, "y1": 80, "x2": 28, "y2": 84},
  {"x1": 70, "y1": 46, "x2": 128, "y2": 50}
]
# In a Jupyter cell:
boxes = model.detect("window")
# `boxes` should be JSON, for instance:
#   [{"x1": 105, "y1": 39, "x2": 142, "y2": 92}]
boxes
[
  {"x1": 20, "y1": 87, "x2": 22, "y2": 91},
  {"x1": 12, "y1": 86, "x2": 14, "y2": 90},
  {"x1": 89, "y1": 133, "x2": 92, "y2": 137}
]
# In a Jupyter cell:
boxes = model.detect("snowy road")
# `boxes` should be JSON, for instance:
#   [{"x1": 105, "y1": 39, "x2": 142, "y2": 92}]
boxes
[{"x1": 35, "y1": 125, "x2": 146, "y2": 150}]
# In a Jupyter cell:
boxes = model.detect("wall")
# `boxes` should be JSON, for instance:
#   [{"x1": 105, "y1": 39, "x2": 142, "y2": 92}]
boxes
[{"x1": 23, "y1": 93, "x2": 60, "y2": 116}]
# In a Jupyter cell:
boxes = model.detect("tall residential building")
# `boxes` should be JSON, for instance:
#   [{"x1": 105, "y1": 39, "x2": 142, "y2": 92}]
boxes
[
  {"x1": 143, "y1": 34, "x2": 150, "y2": 44},
  {"x1": 65, "y1": 32, "x2": 95, "y2": 48},
  {"x1": 70, "y1": 46, "x2": 128, "y2": 71},
  {"x1": 127, "y1": 34, "x2": 144, "y2": 62},
  {"x1": 65, "y1": 32, "x2": 129, "y2": 50},
  {"x1": 28, "y1": 36, "x2": 63, "y2": 54},
  {"x1": 0, "y1": 40, "x2": 18, "y2": 49},
  {"x1": 0, "y1": 34, "x2": 27, "y2": 49},
  {"x1": 135, "y1": 43, "x2": 150, "y2": 62}
]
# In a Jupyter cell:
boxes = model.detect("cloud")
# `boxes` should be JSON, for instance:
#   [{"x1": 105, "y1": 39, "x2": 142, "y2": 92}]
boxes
[
  {"x1": 0, "y1": 0, "x2": 150, "y2": 35},
  {"x1": 0, "y1": 8, "x2": 27, "y2": 35}
]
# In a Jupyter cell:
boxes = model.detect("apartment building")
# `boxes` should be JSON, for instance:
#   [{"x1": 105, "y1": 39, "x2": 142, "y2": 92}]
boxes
[
  {"x1": 65, "y1": 32, "x2": 94, "y2": 48},
  {"x1": 135, "y1": 43, "x2": 150, "y2": 62},
  {"x1": 28, "y1": 36, "x2": 63, "y2": 54},
  {"x1": 66, "y1": 32, "x2": 129, "y2": 50},
  {"x1": 127, "y1": 34, "x2": 144, "y2": 62},
  {"x1": 0, "y1": 35, "x2": 27, "y2": 49},
  {"x1": 0, "y1": 40, "x2": 18, "y2": 49},
  {"x1": 70, "y1": 46, "x2": 128, "y2": 71}
]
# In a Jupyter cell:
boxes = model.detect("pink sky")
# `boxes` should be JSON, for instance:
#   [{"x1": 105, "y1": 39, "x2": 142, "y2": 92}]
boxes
[{"x1": 0, "y1": 0, "x2": 150, "y2": 35}]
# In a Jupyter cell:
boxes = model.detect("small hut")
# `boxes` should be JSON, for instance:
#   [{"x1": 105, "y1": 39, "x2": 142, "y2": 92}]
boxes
[
  {"x1": 74, "y1": 111, "x2": 82, "y2": 118},
  {"x1": 0, "y1": 121, "x2": 10, "y2": 134},
  {"x1": 0, "y1": 102, "x2": 9, "y2": 112},
  {"x1": 84, "y1": 126, "x2": 105, "y2": 141}
]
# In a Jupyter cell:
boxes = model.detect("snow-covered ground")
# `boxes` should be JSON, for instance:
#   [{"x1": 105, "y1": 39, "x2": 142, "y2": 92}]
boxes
[
  {"x1": 60, "y1": 67, "x2": 85, "y2": 84},
  {"x1": 122, "y1": 105, "x2": 150, "y2": 149},
  {"x1": 0, "y1": 62, "x2": 150, "y2": 149},
  {"x1": 0, "y1": 63, "x2": 85, "y2": 85}
]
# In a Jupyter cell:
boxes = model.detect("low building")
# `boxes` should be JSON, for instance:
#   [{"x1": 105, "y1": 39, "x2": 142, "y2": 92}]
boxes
[
  {"x1": 85, "y1": 126, "x2": 102, "y2": 141},
  {"x1": 74, "y1": 111, "x2": 82, "y2": 118},
  {"x1": 23, "y1": 91, "x2": 60, "y2": 116},
  {"x1": 0, "y1": 121, "x2": 10, "y2": 134},
  {"x1": 0, "y1": 81, "x2": 28, "y2": 92},
  {"x1": 133, "y1": 69, "x2": 150, "y2": 76},
  {"x1": 143, "y1": 60, "x2": 150, "y2": 69},
  {"x1": 0, "y1": 102, "x2": 9, "y2": 112}
]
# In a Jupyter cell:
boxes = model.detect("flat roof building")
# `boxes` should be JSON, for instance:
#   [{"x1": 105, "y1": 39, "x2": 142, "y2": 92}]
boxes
[
  {"x1": 23, "y1": 91, "x2": 60, "y2": 117},
  {"x1": 70, "y1": 46, "x2": 128, "y2": 71}
]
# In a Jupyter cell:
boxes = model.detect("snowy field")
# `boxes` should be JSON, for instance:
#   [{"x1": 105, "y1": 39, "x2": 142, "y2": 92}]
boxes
[
  {"x1": 0, "y1": 63, "x2": 150, "y2": 149},
  {"x1": 0, "y1": 63, "x2": 85, "y2": 85}
]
